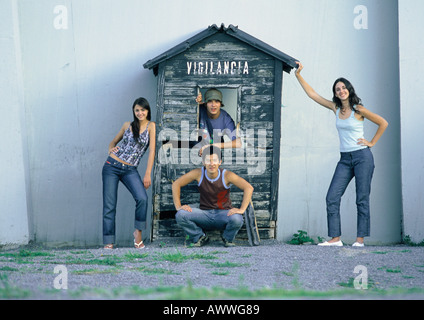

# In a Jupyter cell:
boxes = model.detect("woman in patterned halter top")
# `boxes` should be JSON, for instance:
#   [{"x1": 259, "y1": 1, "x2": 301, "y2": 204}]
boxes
[{"x1": 102, "y1": 97, "x2": 156, "y2": 250}]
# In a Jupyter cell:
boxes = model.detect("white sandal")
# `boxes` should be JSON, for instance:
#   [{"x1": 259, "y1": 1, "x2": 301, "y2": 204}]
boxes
[{"x1": 134, "y1": 239, "x2": 145, "y2": 249}]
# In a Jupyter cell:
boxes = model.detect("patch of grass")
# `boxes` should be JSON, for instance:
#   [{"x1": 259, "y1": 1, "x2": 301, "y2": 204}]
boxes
[
  {"x1": 212, "y1": 270, "x2": 230, "y2": 276},
  {"x1": 189, "y1": 253, "x2": 217, "y2": 260},
  {"x1": 371, "y1": 249, "x2": 412, "y2": 255},
  {"x1": 66, "y1": 284, "x2": 183, "y2": 299},
  {"x1": 64, "y1": 255, "x2": 122, "y2": 266},
  {"x1": 0, "y1": 250, "x2": 56, "y2": 265},
  {"x1": 0, "y1": 273, "x2": 31, "y2": 299},
  {"x1": 157, "y1": 251, "x2": 192, "y2": 263},
  {"x1": 136, "y1": 266, "x2": 181, "y2": 275},
  {"x1": 72, "y1": 268, "x2": 121, "y2": 275},
  {"x1": 371, "y1": 251, "x2": 389, "y2": 254},
  {"x1": 156, "y1": 249, "x2": 217, "y2": 263},
  {"x1": 210, "y1": 250, "x2": 228, "y2": 255},
  {"x1": 69, "y1": 250, "x2": 90, "y2": 255},
  {"x1": 58, "y1": 285, "x2": 424, "y2": 300},
  {"x1": 0, "y1": 250, "x2": 54, "y2": 259},
  {"x1": 161, "y1": 283, "x2": 415, "y2": 300},
  {"x1": 338, "y1": 277, "x2": 375, "y2": 289},
  {"x1": 403, "y1": 235, "x2": 424, "y2": 246},
  {"x1": 205, "y1": 261, "x2": 249, "y2": 268},
  {"x1": 123, "y1": 251, "x2": 149, "y2": 261},
  {"x1": 0, "y1": 266, "x2": 19, "y2": 272},
  {"x1": 386, "y1": 267, "x2": 402, "y2": 274}
]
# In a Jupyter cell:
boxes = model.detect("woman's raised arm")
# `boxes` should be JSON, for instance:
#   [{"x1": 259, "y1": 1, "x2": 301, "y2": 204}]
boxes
[{"x1": 295, "y1": 62, "x2": 337, "y2": 113}]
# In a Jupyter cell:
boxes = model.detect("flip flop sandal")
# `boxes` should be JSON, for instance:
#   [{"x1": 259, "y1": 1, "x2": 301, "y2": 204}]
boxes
[{"x1": 134, "y1": 239, "x2": 145, "y2": 249}]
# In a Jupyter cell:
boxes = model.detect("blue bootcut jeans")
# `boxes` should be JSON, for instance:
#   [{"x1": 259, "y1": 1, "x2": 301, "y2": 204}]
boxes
[
  {"x1": 175, "y1": 208, "x2": 244, "y2": 243},
  {"x1": 326, "y1": 147, "x2": 375, "y2": 238},
  {"x1": 102, "y1": 156, "x2": 147, "y2": 244}
]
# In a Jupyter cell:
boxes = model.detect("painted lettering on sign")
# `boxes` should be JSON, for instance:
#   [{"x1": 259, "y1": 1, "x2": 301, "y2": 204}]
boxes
[{"x1": 187, "y1": 61, "x2": 249, "y2": 75}]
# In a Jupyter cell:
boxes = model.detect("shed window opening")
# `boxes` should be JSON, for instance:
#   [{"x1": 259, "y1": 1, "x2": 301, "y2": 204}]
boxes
[
  {"x1": 159, "y1": 87, "x2": 240, "y2": 150},
  {"x1": 197, "y1": 86, "x2": 239, "y2": 146}
]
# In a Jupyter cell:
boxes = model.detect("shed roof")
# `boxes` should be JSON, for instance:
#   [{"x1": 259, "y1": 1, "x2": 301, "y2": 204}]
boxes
[{"x1": 143, "y1": 24, "x2": 298, "y2": 76}]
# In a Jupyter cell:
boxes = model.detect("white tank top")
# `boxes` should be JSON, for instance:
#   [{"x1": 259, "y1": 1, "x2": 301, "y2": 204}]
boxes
[{"x1": 336, "y1": 107, "x2": 367, "y2": 153}]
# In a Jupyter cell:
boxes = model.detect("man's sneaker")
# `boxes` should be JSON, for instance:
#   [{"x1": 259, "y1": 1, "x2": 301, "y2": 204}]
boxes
[
  {"x1": 222, "y1": 237, "x2": 236, "y2": 247},
  {"x1": 194, "y1": 234, "x2": 209, "y2": 247}
]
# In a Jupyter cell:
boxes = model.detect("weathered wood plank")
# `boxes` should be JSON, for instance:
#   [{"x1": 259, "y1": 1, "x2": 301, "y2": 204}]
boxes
[
  {"x1": 158, "y1": 120, "x2": 198, "y2": 133},
  {"x1": 240, "y1": 104, "x2": 274, "y2": 121},
  {"x1": 163, "y1": 86, "x2": 197, "y2": 96},
  {"x1": 270, "y1": 59, "x2": 284, "y2": 221}
]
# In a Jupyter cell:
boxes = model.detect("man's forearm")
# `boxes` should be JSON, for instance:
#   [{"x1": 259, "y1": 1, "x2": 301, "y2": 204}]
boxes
[
  {"x1": 239, "y1": 185, "x2": 254, "y2": 212},
  {"x1": 172, "y1": 184, "x2": 182, "y2": 210}
]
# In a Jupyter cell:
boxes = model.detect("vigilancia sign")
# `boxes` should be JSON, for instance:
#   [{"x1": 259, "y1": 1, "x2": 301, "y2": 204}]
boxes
[{"x1": 186, "y1": 61, "x2": 249, "y2": 75}]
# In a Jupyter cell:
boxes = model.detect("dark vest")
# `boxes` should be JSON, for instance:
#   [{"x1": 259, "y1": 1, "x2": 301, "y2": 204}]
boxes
[{"x1": 199, "y1": 167, "x2": 232, "y2": 210}]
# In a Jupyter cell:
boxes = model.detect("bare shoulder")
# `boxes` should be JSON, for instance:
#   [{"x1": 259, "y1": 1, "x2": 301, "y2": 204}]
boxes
[
  {"x1": 147, "y1": 121, "x2": 156, "y2": 132},
  {"x1": 117, "y1": 121, "x2": 131, "y2": 134},
  {"x1": 224, "y1": 169, "x2": 251, "y2": 188},
  {"x1": 355, "y1": 104, "x2": 367, "y2": 112},
  {"x1": 176, "y1": 168, "x2": 202, "y2": 185},
  {"x1": 355, "y1": 104, "x2": 373, "y2": 117},
  {"x1": 191, "y1": 167, "x2": 202, "y2": 179},
  {"x1": 355, "y1": 104, "x2": 388, "y2": 126},
  {"x1": 224, "y1": 169, "x2": 237, "y2": 180},
  {"x1": 123, "y1": 121, "x2": 131, "y2": 130}
]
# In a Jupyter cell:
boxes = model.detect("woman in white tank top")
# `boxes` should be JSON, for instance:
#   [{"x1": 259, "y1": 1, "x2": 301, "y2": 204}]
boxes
[{"x1": 295, "y1": 62, "x2": 388, "y2": 247}]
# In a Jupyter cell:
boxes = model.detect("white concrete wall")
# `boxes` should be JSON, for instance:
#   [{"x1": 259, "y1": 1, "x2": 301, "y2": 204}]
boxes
[
  {"x1": 15, "y1": 0, "x2": 161, "y2": 246},
  {"x1": 0, "y1": 0, "x2": 30, "y2": 247},
  {"x1": 0, "y1": 0, "x2": 410, "y2": 246},
  {"x1": 278, "y1": 0, "x2": 402, "y2": 244},
  {"x1": 399, "y1": 0, "x2": 424, "y2": 243}
]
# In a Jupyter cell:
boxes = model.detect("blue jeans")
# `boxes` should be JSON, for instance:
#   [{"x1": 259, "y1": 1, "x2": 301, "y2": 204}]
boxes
[
  {"x1": 102, "y1": 156, "x2": 147, "y2": 244},
  {"x1": 175, "y1": 208, "x2": 244, "y2": 243},
  {"x1": 326, "y1": 148, "x2": 375, "y2": 238}
]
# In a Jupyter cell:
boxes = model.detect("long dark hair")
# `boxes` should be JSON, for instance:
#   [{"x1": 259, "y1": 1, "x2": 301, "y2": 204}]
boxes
[
  {"x1": 131, "y1": 97, "x2": 151, "y2": 141},
  {"x1": 332, "y1": 78, "x2": 362, "y2": 113}
]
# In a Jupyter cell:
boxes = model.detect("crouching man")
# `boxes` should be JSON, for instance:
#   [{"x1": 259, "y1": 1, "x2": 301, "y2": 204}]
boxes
[{"x1": 172, "y1": 146, "x2": 254, "y2": 247}]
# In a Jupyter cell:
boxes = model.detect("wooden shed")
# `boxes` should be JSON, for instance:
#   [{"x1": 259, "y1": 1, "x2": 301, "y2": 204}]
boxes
[{"x1": 143, "y1": 24, "x2": 298, "y2": 241}]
